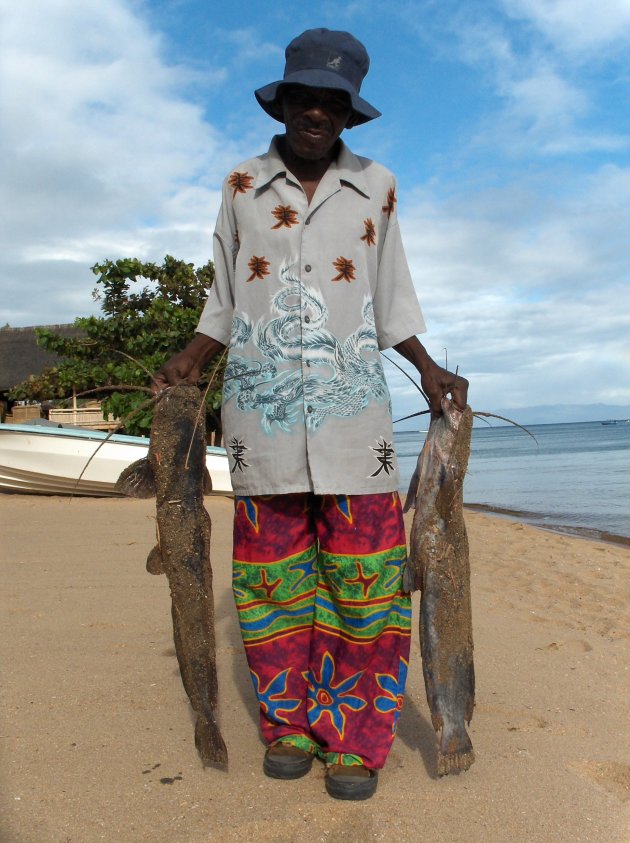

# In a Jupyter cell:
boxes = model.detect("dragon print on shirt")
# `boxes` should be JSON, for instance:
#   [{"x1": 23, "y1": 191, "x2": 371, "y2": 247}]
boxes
[{"x1": 223, "y1": 263, "x2": 389, "y2": 434}]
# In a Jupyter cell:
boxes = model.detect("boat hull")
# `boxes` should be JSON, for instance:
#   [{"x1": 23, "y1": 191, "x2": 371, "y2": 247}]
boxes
[{"x1": 0, "y1": 424, "x2": 232, "y2": 497}]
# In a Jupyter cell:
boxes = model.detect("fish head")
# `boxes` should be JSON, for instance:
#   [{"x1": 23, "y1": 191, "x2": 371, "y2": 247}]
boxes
[{"x1": 439, "y1": 397, "x2": 462, "y2": 431}]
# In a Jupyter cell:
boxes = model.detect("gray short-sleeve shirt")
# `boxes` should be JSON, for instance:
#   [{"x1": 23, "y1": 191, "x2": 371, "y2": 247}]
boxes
[{"x1": 197, "y1": 137, "x2": 426, "y2": 495}]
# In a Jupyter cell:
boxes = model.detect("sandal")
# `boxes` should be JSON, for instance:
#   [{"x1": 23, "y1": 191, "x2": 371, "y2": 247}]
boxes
[
  {"x1": 325, "y1": 763, "x2": 378, "y2": 800},
  {"x1": 263, "y1": 743, "x2": 314, "y2": 780}
]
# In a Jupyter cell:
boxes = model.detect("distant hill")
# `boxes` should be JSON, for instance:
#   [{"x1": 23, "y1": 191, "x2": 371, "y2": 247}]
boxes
[{"x1": 488, "y1": 404, "x2": 630, "y2": 426}]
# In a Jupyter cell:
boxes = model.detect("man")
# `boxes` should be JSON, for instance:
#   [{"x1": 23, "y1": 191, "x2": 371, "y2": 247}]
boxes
[{"x1": 154, "y1": 28, "x2": 468, "y2": 800}]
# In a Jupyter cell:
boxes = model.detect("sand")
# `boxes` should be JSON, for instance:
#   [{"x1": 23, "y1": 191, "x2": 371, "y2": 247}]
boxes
[{"x1": 1, "y1": 493, "x2": 629, "y2": 843}]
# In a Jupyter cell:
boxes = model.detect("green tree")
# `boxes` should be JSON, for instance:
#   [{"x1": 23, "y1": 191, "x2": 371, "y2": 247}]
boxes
[{"x1": 9, "y1": 256, "x2": 224, "y2": 436}]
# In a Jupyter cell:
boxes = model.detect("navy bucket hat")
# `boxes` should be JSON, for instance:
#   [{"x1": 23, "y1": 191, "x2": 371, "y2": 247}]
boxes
[{"x1": 255, "y1": 28, "x2": 381, "y2": 126}]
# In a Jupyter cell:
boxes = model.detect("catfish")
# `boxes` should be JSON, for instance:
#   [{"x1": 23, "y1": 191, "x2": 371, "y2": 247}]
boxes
[
  {"x1": 404, "y1": 396, "x2": 475, "y2": 776},
  {"x1": 116, "y1": 384, "x2": 227, "y2": 766}
]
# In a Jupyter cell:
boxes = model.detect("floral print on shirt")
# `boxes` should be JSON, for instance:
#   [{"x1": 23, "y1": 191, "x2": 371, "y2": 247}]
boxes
[
  {"x1": 331, "y1": 256, "x2": 356, "y2": 283},
  {"x1": 228, "y1": 171, "x2": 254, "y2": 199},
  {"x1": 382, "y1": 186, "x2": 397, "y2": 218},
  {"x1": 360, "y1": 218, "x2": 376, "y2": 246},
  {"x1": 246, "y1": 256, "x2": 271, "y2": 282},
  {"x1": 271, "y1": 205, "x2": 299, "y2": 229}
]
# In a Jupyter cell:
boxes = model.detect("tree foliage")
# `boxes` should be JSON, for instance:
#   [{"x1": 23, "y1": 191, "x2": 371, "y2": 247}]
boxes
[{"x1": 9, "y1": 256, "x2": 224, "y2": 436}]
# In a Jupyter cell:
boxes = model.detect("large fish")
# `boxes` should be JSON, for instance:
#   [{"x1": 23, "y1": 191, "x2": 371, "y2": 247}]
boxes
[
  {"x1": 115, "y1": 384, "x2": 228, "y2": 766},
  {"x1": 403, "y1": 396, "x2": 475, "y2": 776}
]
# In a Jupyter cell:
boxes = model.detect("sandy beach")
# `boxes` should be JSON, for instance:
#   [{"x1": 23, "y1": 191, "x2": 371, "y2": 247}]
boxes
[{"x1": 1, "y1": 493, "x2": 629, "y2": 843}]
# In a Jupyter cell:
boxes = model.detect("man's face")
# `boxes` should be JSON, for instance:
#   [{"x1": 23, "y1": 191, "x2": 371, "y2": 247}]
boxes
[{"x1": 279, "y1": 85, "x2": 353, "y2": 162}]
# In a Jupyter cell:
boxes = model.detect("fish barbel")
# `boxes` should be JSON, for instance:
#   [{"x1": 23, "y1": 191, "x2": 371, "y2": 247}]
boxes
[
  {"x1": 404, "y1": 396, "x2": 475, "y2": 775},
  {"x1": 116, "y1": 384, "x2": 228, "y2": 766}
]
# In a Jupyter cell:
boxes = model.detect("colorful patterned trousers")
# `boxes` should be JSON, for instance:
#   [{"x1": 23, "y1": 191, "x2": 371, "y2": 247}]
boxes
[{"x1": 232, "y1": 492, "x2": 411, "y2": 769}]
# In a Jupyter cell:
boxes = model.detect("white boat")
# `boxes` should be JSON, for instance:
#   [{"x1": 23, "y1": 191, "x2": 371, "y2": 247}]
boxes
[{"x1": 0, "y1": 422, "x2": 233, "y2": 497}]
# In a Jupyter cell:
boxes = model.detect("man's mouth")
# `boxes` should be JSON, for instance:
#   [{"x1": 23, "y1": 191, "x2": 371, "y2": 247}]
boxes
[{"x1": 297, "y1": 126, "x2": 329, "y2": 142}]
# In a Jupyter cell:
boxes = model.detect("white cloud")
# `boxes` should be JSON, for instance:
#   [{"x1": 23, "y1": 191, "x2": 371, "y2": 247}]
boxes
[
  {"x1": 0, "y1": 0, "x2": 233, "y2": 327},
  {"x1": 507, "y1": 66, "x2": 587, "y2": 128},
  {"x1": 467, "y1": 46, "x2": 624, "y2": 157},
  {"x1": 397, "y1": 0, "x2": 630, "y2": 158},
  {"x1": 392, "y1": 164, "x2": 630, "y2": 413},
  {"x1": 2, "y1": 0, "x2": 628, "y2": 423},
  {"x1": 502, "y1": 0, "x2": 630, "y2": 53},
  {"x1": 215, "y1": 27, "x2": 285, "y2": 64}
]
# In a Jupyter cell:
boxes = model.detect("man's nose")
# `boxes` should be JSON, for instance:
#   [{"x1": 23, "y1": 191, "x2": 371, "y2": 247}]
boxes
[{"x1": 303, "y1": 102, "x2": 327, "y2": 121}]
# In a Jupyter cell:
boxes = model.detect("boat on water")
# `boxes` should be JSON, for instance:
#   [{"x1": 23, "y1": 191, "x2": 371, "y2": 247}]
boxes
[{"x1": 0, "y1": 422, "x2": 232, "y2": 497}]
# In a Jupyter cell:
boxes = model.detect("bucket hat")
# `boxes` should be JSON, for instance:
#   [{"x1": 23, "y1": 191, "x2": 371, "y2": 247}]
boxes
[{"x1": 255, "y1": 28, "x2": 381, "y2": 126}]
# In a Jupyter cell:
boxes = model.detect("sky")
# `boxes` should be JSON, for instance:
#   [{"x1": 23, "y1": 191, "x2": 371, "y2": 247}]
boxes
[{"x1": 2, "y1": 0, "x2": 629, "y2": 422}]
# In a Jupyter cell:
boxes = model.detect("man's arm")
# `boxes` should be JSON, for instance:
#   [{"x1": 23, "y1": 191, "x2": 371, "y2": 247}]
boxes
[
  {"x1": 393, "y1": 336, "x2": 469, "y2": 415},
  {"x1": 152, "y1": 333, "x2": 226, "y2": 393}
]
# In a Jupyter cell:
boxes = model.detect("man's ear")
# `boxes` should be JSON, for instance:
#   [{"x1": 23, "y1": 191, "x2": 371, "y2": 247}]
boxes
[{"x1": 345, "y1": 112, "x2": 358, "y2": 129}]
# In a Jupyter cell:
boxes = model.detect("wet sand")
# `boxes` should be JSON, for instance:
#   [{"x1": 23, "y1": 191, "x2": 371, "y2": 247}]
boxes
[{"x1": 1, "y1": 494, "x2": 629, "y2": 842}]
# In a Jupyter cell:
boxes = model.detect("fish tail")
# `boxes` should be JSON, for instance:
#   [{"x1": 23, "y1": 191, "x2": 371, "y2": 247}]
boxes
[
  {"x1": 437, "y1": 746, "x2": 475, "y2": 776},
  {"x1": 194, "y1": 713, "x2": 228, "y2": 766},
  {"x1": 436, "y1": 721, "x2": 475, "y2": 776}
]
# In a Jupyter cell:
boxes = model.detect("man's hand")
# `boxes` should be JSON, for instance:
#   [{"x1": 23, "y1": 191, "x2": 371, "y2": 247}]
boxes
[
  {"x1": 420, "y1": 358, "x2": 468, "y2": 416},
  {"x1": 152, "y1": 334, "x2": 226, "y2": 394},
  {"x1": 393, "y1": 336, "x2": 469, "y2": 416}
]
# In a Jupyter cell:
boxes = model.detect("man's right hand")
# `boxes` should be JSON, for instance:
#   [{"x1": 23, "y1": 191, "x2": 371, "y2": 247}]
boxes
[{"x1": 152, "y1": 334, "x2": 226, "y2": 394}]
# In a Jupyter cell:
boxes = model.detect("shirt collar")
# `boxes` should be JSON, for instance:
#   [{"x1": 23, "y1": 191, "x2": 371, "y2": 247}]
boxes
[{"x1": 253, "y1": 136, "x2": 371, "y2": 198}]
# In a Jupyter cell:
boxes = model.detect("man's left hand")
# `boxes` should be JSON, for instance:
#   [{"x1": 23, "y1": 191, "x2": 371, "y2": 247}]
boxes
[
  {"x1": 393, "y1": 335, "x2": 469, "y2": 416},
  {"x1": 420, "y1": 359, "x2": 469, "y2": 416}
]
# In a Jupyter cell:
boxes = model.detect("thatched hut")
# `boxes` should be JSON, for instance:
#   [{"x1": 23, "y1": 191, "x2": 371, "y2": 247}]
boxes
[{"x1": 0, "y1": 325, "x2": 81, "y2": 422}]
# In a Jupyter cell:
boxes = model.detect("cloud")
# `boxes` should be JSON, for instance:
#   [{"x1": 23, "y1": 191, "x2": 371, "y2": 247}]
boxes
[
  {"x1": 394, "y1": 0, "x2": 630, "y2": 159},
  {"x1": 502, "y1": 0, "x2": 630, "y2": 53},
  {"x1": 388, "y1": 163, "x2": 630, "y2": 413},
  {"x1": 214, "y1": 27, "x2": 285, "y2": 64},
  {"x1": 503, "y1": 66, "x2": 587, "y2": 135},
  {"x1": 0, "y1": 0, "x2": 233, "y2": 326},
  {"x1": 2, "y1": 0, "x2": 628, "y2": 423}
]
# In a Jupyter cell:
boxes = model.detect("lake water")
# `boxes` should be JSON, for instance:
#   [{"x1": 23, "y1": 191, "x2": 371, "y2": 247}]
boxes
[{"x1": 394, "y1": 419, "x2": 630, "y2": 543}]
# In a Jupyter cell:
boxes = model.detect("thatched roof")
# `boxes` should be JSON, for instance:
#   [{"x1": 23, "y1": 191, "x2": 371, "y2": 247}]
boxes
[{"x1": 0, "y1": 325, "x2": 83, "y2": 393}]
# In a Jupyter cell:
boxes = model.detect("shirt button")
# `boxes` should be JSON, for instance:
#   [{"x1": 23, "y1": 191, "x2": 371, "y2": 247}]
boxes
[
  {"x1": 304, "y1": 315, "x2": 310, "y2": 323},
  {"x1": 304, "y1": 264, "x2": 312, "y2": 272},
  {"x1": 307, "y1": 405, "x2": 313, "y2": 413}
]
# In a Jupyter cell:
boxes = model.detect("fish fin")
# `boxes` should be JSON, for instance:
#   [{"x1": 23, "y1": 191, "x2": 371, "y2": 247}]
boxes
[
  {"x1": 403, "y1": 468, "x2": 419, "y2": 513},
  {"x1": 195, "y1": 713, "x2": 228, "y2": 766},
  {"x1": 146, "y1": 545, "x2": 165, "y2": 575},
  {"x1": 402, "y1": 563, "x2": 421, "y2": 593},
  {"x1": 115, "y1": 458, "x2": 156, "y2": 499},
  {"x1": 202, "y1": 467, "x2": 213, "y2": 495}
]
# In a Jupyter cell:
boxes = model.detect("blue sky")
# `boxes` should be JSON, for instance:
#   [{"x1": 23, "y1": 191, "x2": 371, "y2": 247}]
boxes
[{"x1": 2, "y1": 0, "x2": 629, "y2": 420}]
